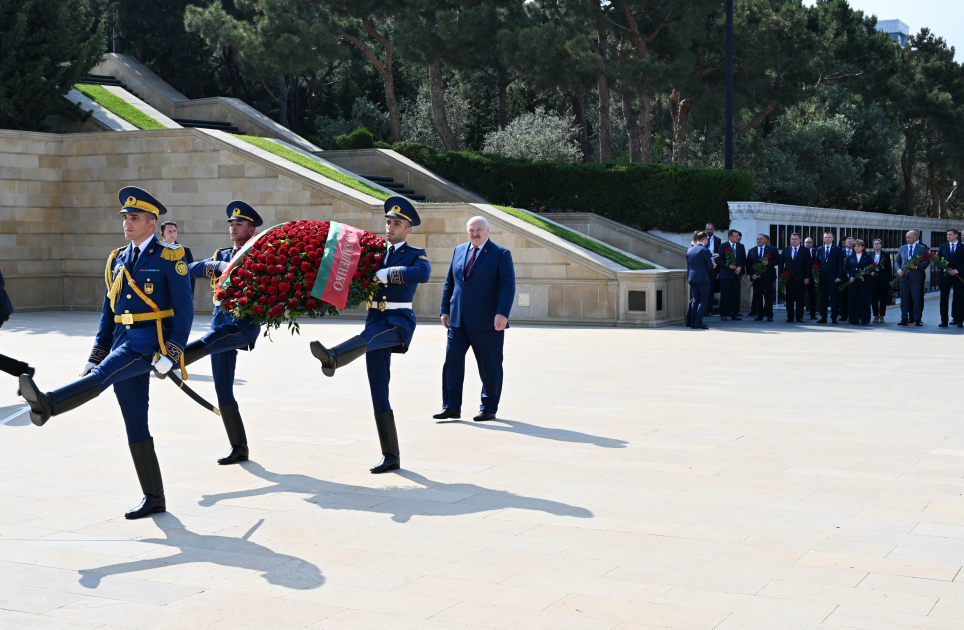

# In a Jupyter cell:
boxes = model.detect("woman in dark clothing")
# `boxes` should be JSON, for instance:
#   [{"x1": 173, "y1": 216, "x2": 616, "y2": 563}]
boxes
[
  {"x1": 0, "y1": 265, "x2": 34, "y2": 379},
  {"x1": 870, "y1": 238, "x2": 893, "y2": 323},
  {"x1": 845, "y1": 239, "x2": 874, "y2": 325}
]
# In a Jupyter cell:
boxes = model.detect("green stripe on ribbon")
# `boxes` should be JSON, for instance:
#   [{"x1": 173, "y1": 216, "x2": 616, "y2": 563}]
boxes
[{"x1": 309, "y1": 221, "x2": 343, "y2": 300}]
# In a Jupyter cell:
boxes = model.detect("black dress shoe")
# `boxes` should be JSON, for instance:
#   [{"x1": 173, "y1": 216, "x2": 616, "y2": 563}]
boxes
[
  {"x1": 731, "y1": 316, "x2": 742, "y2": 321},
  {"x1": 474, "y1": 411, "x2": 497, "y2": 422},
  {"x1": 810, "y1": 315, "x2": 817, "y2": 319},
  {"x1": 939, "y1": 323, "x2": 949, "y2": 328},
  {"x1": 766, "y1": 316, "x2": 773, "y2": 322},
  {"x1": 370, "y1": 454, "x2": 400, "y2": 474},
  {"x1": 797, "y1": 317, "x2": 804, "y2": 322},
  {"x1": 817, "y1": 318, "x2": 827, "y2": 323},
  {"x1": 897, "y1": 320, "x2": 908, "y2": 326},
  {"x1": 433, "y1": 409, "x2": 461, "y2": 419},
  {"x1": 720, "y1": 315, "x2": 728, "y2": 321},
  {"x1": 754, "y1": 316, "x2": 764, "y2": 321},
  {"x1": 958, "y1": 323, "x2": 963, "y2": 328},
  {"x1": 310, "y1": 336, "x2": 368, "y2": 377},
  {"x1": 831, "y1": 319, "x2": 838, "y2": 324},
  {"x1": 915, "y1": 321, "x2": 923, "y2": 326},
  {"x1": 218, "y1": 445, "x2": 249, "y2": 465},
  {"x1": 125, "y1": 494, "x2": 166, "y2": 519},
  {"x1": 695, "y1": 324, "x2": 710, "y2": 329},
  {"x1": 20, "y1": 373, "x2": 101, "y2": 427}
]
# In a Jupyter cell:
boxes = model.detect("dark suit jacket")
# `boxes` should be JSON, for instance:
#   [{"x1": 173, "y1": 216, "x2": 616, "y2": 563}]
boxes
[
  {"x1": 441, "y1": 239, "x2": 515, "y2": 330},
  {"x1": 707, "y1": 236, "x2": 722, "y2": 277},
  {"x1": 894, "y1": 242, "x2": 930, "y2": 283},
  {"x1": 0, "y1": 265, "x2": 12, "y2": 325},
  {"x1": 816, "y1": 244, "x2": 845, "y2": 282},
  {"x1": 844, "y1": 252, "x2": 874, "y2": 280},
  {"x1": 938, "y1": 242, "x2": 964, "y2": 278},
  {"x1": 871, "y1": 251, "x2": 893, "y2": 285},
  {"x1": 780, "y1": 246, "x2": 811, "y2": 281},
  {"x1": 718, "y1": 241, "x2": 746, "y2": 280},
  {"x1": 686, "y1": 243, "x2": 714, "y2": 284},
  {"x1": 746, "y1": 244, "x2": 778, "y2": 281}
]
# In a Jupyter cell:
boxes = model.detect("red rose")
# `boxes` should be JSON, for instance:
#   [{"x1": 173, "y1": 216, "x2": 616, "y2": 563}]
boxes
[
  {"x1": 224, "y1": 300, "x2": 236, "y2": 310},
  {"x1": 238, "y1": 297, "x2": 249, "y2": 306},
  {"x1": 268, "y1": 286, "x2": 278, "y2": 296},
  {"x1": 284, "y1": 273, "x2": 294, "y2": 283},
  {"x1": 362, "y1": 279, "x2": 370, "y2": 288},
  {"x1": 295, "y1": 291, "x2": 304, "y2": 299},
  {"x1": 279, "y1": 282, "x2": 290, "y2": 293},
  {"x1": 257, "y1": 296, "x2": 267, "y2": 305},
  {"x1": 215, "y1": 289, "x2": 226, "y2": 301},
  {"x1": 226, "y1": 287, "x2": 236, "y2": 297},
  {"x1": 293, "y1": 282, "x2": 303, "y2": 291},
  {"x1": 252, "y1": 305, "x2": 264, "y2": 316},
  {"x1": 278, "y1": 255, "x2": 287, "y2": 265},
  {"x1": 306, "y1": 299, "x2": 317, "y2": 310},
  {"x1": 812, "y1": 263, "x2": 819, "y2": 269},
  {"x1": 305, "y1": 272, "x2": 316, "y2": 282},
  {"x1": 267, "y1": 296, "x2": 278, "y2": 306},
  {"x1": 289, "y1": 248, "x2": 300, "y2": 258},
  {"x1": 781, "y1": 271, "x2": 790, "y2": 278},
  {"x1": 374, "y1": 253, "x2": 384, "y2": 263},
  {"x1": 288, "y1": 299, "x2": 299, "y2": 309},
  {"x1": 301, "y1": 262, "x2": 312, "y2": 273},
  {"x1": 258, "y1": 284, "x2": 267, "y2": 293}
]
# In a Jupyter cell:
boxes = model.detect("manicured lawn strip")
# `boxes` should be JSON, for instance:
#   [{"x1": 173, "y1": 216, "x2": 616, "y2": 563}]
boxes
[
  {"x1": 73, "y1": 84, "x2": 167, "y2": 130},
  {"x1": 232, "y1": 135, "x2": 390, "y2": 201},
  {"x1": 493, "y1": 205, "x2": 654, "y2": 270}
]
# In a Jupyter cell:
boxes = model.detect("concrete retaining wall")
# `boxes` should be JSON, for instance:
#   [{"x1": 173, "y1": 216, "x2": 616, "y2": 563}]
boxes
[{"x1": 540, "y1": 213, "x2": 687, "y2": 270}]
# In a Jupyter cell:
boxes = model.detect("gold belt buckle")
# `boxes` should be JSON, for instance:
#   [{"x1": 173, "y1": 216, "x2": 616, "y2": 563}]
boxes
[
  {"x1": 378, "y1": 300, "x2": 387, "y2": 312},
  {"x1": 121, "y1": 313, "x2": 134, "y2": 326}
]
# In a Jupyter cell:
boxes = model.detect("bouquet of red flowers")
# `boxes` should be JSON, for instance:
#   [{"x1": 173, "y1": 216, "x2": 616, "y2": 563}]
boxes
[
  {"x1": 752, "y1": 253, "x2": 773, "y2": 281},
  {"x1": 724, "y1": 247, "x2": 737, "y2": 269},
  {"x1": 811, "y1": 263, "x2": 820, "y2": 287},
  {"x1": 778, "y1": 271, "x2": 791, "y2": 291},
  {"x1": 933, "y1": 255, "x2": 964, "y2": 285},
  {"x1": 215, "y1": 220, "x2": 386, "y2": 333},
  {"x1": 839, "y1": 262, "x2": 878, "y2": 292},
  {"x1": 890, "y1": 251, "x2": 935, "y2": 286}
]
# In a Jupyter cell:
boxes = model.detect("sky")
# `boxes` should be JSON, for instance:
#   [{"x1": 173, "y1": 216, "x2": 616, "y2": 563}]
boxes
[{"x1": 803, "y1": 0, "x2": 963, "y2": 60}]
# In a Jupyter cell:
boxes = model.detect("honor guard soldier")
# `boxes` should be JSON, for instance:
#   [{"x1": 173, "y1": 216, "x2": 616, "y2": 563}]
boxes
[
  {"x1": 182, "y1": 201, "x2": 264, "y2": 464},
  {"x1": 20, "y1": 187, "x2": 194, "y2": 519},
  {"x1": 308, "y1": 196, "x2": 431, "y2": 473}
]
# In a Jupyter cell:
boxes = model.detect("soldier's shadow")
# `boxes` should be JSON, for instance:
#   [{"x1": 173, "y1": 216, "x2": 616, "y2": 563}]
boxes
[
  {"x1": 77, "y1": 515, "x2": 323, "y2": 590},
  {"x1": 199, "y1": 462, "x2": 594, "y2": 524},
  {"x1": 448, "y1": 418, "x2": 628, "y2": 448}
]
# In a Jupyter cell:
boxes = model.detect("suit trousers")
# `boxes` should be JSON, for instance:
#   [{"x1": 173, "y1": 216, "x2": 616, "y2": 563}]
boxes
[
  {"x1": 0, "y1": 352, "x2": 29, "y2": 378},
  {"x1": 819, "y1": 278, "x2": 839, "y2": 320},
  {"x1": 364, "y1": 325, "x2": 405, "y2": 414},
  {"x1": 688, "y1": 282, "x2": 710, "y2": 326},
  {"x1": 848, "y1": 279, "x2": 872, "y2": 324},
  {"x1": 871, "y1": 283, "x2": 889, "y2": 317},
  {"x1": 719, "y1": 279, "x2": 741, "y2": 316},
  {"x1": 784, "y1": 279, "x2": 806, "y2": 320},
  {"x1": 939, "y1": 276, "x2": 964, "y2": 323},
  {"x1": 91, "y1": 344, "x2": 155, "y2": 444},
  {"x1": 751, "y1": 280, "x2": 775, "y2": 317},
  {"x1": 198, "y1": 324, "x2": 252, "y2": 406},
  {"x1": 805, "y1": 279, "x2": 818, "y2": 317},
  {"x1": 442, "y1": 323, "x2": 505, "y2": 414},
  {"x1": 899, "y1": 279, "x2": 925, "y2": 322},
  {"x1": 839, "y1": 282, "x2": 850, "y2": 319}
]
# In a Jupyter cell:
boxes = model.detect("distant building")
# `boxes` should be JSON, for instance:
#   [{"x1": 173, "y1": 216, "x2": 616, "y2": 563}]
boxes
[{"x1": 876, "y1": 19, "x2": 910, "y2": 46}]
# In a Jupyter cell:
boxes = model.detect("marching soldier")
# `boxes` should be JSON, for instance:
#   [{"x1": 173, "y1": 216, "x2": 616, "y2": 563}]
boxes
[
  {"x1": 182, "y1": 201, "x2": 264, "y2": 464},
  {"x1": 20, "y1": 187, "x2": 193, "y2": 519},
  {"x1": 308, "y1": 196, "x2": 431, "y2": 474}
]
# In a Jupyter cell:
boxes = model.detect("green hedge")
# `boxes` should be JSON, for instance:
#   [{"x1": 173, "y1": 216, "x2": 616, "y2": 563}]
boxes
[
  {"x1": 331, "y1": 127, "x2": 374, "y2": 150},
  {"x1": 73, "y1": 84, "x2": 167, "y2": 130},
  {"x1": 390, "y1": 142, "x2": 752, "y2": 232}
]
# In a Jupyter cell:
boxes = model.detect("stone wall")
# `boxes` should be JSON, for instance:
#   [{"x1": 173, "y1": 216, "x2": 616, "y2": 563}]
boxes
[
  {"x1": 0, "y1": 128, "x2": 685, "y2": 327},
  {"x1": 538, "y1": 212, "x2": 687, "y2": 269}
]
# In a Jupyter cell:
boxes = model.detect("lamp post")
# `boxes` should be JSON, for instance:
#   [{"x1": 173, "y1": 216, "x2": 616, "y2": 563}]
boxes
[{"x1": 724, "y1": 0, "x2": 734, "y2": 169}]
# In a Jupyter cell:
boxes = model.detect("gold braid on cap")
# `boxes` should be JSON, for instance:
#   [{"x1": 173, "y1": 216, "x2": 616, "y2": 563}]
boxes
[{"x1": 123, "y1": 196, "x2": 160, "y2": 217}]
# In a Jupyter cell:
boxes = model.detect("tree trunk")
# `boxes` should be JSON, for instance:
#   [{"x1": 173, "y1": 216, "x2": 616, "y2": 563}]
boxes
[
  {"x1": 383, "y1": 71, "x2": 401, "y2": 143},
  {"x1": 621, "y1": 91, "x2": 641, "y2": 162},
  {"x1": 336, "y1": 18, "x2": 401, "y2": 143},
  {"x1": 224, "y1": 47, "x2": 251, "y2": 104},
  {"x1": 900, "y1": 132, "x2": 915, "y2": 215},
  {"x1": 290, "y1": 75, "x2": 299, "y2": 133},
  {"x1": 597, "y1": 73, "x2": 611, "y2": 162},
  {"x1": 428, "y1": 60, "x2": 458, "y2": 151},
  {"x1": 669, "y1": 89, "x2": 690, "y2": 164},
  {"x1": 940, "y1": 168, "x2": 948, "y2": 219},
  {"x1": 277, "y1": 74, "x2": 290, "y2": 129},
  {"x1": 638, "y1": 92, "x2": 653, "y2": 163},
  {"x1": 927, "y1": 160, "x2": 940, "y2": 218},
  {"x1": 568, "y1": 90, "x2": 590, "y2": 164},
  {"x1": 497, "y1": 74, "x2": 509, "y2": 130}
]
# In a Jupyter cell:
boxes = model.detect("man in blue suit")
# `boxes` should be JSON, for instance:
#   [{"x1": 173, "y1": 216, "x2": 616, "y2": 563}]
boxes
[
  {"x1": 434, "y1": 216, "x2": 515, "y2": 422},
  {"x1": 686, "y1": 231, "x2": 715, "y2": 329},
  {"x1": 20, "y1": 187, "x2": 194, "y2": 519},
  {"x1": 183, "y1": 201, "x2": 264, "y2": 465},
  {"x1": 309, "y1": 196, "x2": 431, "y2": 473},
  {"x1": 816, "y1": 231, "x2": 845, "y2": 324},
  {"x1": 894, "y1": 229, "x2": 930, "y2": 326},
  {"x1": 0, "y1": 262, "x2": 35, "y2": 382}
]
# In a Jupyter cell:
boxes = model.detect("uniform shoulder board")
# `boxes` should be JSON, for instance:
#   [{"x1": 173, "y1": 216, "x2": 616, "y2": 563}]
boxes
[
  {"x1": 159, "y1": 241, "x2": 186, "y2": 262},
  {"x1": 406, "y1": 245, "x2": 425, "y2": 251},
  {"x1": 215, "y1": 247, "x2": 233, "y2": 254}
]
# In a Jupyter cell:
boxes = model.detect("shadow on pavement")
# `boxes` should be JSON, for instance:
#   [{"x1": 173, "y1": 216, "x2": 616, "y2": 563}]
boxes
[
  {"x1": 199, "y1": 461, "x2": 594, "y2": 524},
  {"x1": 449, "y1": 418, "x2": 628, "y2": 448}
]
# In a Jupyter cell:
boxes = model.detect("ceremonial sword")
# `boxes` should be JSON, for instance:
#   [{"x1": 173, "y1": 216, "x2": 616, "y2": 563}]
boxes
[{"x1": 152, "y1": 353, "x2": 221, "y2": 417}]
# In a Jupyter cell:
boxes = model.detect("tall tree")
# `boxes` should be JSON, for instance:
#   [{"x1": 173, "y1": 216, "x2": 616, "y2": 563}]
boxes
[{"x1": 0, "y1": 0, "x2": 105, "y2": 131}]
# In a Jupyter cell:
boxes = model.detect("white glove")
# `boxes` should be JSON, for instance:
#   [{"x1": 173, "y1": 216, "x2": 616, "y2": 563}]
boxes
[
  {"x1": 375, "y1": 268, "x2": 390, "y2": 284},
  {"x1": 152, "y1": 355, "x2": 174, "y2": 375},
  {"x1": 218, "y1": 261, "x2": 230, "y2": 273},
  {"x1": 80, "y1": 362, "x2": 97, "y2": 376}
]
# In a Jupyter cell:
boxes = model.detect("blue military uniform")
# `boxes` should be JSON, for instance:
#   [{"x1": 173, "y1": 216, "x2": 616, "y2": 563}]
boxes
[
  {"x1": 309, "y1": 196, "x2": 431, "y2": 473},
  {"x1": 184, "y1": 201, "x2": 264, "y2": 464},
  {"x1": 20, "y1": 186, "x2": 193, "y2": 519}
]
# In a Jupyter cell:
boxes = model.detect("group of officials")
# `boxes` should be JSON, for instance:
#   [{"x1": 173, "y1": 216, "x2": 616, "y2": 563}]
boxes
[
  {"x1": 11, "y1": 188, "x2": 515, "y2": 520},
  {"x1": 688, "y1": 223, "x2": 964, "y2": 329}
]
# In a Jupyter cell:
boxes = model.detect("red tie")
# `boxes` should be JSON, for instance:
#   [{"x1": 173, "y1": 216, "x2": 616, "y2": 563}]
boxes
[{"x1": 465, "y1": 246, "x2": 478, "y2": 278}]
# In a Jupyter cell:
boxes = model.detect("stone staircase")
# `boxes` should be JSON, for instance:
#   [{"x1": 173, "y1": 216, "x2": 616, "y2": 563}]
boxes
[
  {"x1": 359, "y1": 175, "x2": 425, "y2": 201},
  {"x1": 81, "y1": 74, "x2": 239, "y2": 133}
]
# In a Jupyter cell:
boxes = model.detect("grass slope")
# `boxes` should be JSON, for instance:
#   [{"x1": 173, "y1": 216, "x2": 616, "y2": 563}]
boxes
[
  {"x1": 494, "y1": 205, "x2": 654, "y2": 271},
  {"x1": 73, "y1": 84, "x2": 166, "y2": 130},
  {"x1": 232, "y1": 135, "x2": 390, "y2": 201}
]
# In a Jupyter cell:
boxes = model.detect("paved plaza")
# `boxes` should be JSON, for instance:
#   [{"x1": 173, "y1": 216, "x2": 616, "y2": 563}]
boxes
[{"x1": 1, "y1": 306, "x2": 963, "y2": 630}]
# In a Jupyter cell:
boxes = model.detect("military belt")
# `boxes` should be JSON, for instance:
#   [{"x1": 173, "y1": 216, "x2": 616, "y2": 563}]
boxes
[
  {"x1": 378, "y1": 301, "x2": 412, "y2": 312},
  {"x1": 114, "y1": 309, "x2": 175, "y2": 326}
]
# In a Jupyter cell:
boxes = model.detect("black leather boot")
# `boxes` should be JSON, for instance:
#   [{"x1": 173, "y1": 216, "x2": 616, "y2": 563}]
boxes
[
  {"x1": 20, "y1": 374, "x2": 101, "y2": 427},
  {"x1": 181, "y1": 339, "x2": 208, "y2": 368},
  {"x1": 217, "y1": 401, "x2": 249, "y2": 465},
  {"x1": 370, "y1": 410, "x2": 400, "y2": 474},
  {"x1": 310, "y1": 336, "x2": 368, "y2": 377},
  {"x1": 126, "y1": 438, "x2": 166, "y2": 519},
  {"x1": 0, "y1": 353, "x2": 31, "y2": 379}
]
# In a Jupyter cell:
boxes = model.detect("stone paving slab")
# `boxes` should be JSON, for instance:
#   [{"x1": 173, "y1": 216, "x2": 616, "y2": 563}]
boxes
[{"x1": 0, "y1": 307, "x2": 963, "y2": 629}]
